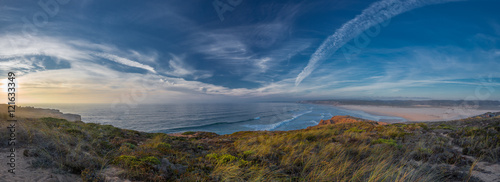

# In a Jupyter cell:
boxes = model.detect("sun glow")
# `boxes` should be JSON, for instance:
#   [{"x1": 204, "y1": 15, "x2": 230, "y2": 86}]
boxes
[
  {"x1": 1, "y1": 76, "x2": 20, "y2": 103},
  {"x1": 1, "y1": 79, "x2": 8, "y2": 93}
]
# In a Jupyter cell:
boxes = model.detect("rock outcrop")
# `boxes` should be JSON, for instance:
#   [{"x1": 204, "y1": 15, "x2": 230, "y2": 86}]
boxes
[{"x1": 318, "y1": 115, "x2": 387, "y2": 126}]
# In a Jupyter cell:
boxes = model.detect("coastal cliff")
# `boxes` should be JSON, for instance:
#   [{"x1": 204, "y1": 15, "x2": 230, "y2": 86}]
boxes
[{"x1": 0, "y1": 104, "x2": 81, "y2": 121}]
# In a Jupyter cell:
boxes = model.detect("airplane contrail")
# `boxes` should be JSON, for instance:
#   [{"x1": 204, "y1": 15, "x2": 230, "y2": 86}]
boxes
[{"x1": 295, "y1": 0, "x2": 462, "y2": 86}]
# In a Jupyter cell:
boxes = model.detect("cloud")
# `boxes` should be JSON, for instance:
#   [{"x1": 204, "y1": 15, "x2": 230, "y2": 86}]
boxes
[
  {"x1": 129, "y1": 50, "x2": 158, "y2": 63},
  {"x1": 191, "y1": 32, "x2": 251, "y2": 61},
  {"x1": 0, "y1": 59, "x2": 35, "y2": 70},
  {"x1": 164, "y1": 54, "x2": 213, "y2": 79},
  {"x1": 249, "y1": 22, "x2": 290, "y2": 48},
  {"x1": 0, "y1": 35, "x2": 92, "y2": 62},
  {"x1": 238, "y1": 39, "x2": 313, "y2": 83},
  {"x1": 0, "y1": 34, "x2": 272, "y2": 103},
  {"x1": 327, "y1": 79, "x2": 500, "y2": 97},
  {"x1": 295, "y1": 0, "x2": 461, "y2": 86},
  {"x1": 255, "y1": 57, "x2": 271, "y2": 72},
  {"x1": 0, "y1": 35, "x2": 163, "y2": 74},
  {"x1": 93, "y1": 52, "x2": 157, "y2": 73},
  {"x1": 363, "y1": 46, "x2": 500, "y2": 81},
  {"x1": 2, "y1": 33, "x2": 497, "y2": 103}
]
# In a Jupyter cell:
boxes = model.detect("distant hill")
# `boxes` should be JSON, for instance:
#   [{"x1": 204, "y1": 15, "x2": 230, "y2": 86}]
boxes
[{"x1": 299, "y1": 100, "x2": 500, "y2": 109}]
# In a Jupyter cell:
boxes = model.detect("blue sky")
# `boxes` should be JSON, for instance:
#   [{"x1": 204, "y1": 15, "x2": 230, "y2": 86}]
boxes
[{"x1": 0, "y1": 0, "x2": 499, "y2": 103}]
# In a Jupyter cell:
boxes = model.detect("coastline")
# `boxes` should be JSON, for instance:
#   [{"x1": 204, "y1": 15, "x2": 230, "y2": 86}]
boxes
[
  {"x1": 2, "y1": 105, "x2": 500, "y2": 181},
  {"x1": 334, "y1": 104, "x2": 499, "y2": 122}
]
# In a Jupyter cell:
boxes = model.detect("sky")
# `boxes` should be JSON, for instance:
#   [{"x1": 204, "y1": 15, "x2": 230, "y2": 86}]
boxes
[{"x1": 0, "y1": 0, "x2": 499, "y2": 104}]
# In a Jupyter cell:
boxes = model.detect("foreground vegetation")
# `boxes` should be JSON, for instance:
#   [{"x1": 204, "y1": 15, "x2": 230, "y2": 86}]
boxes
[{"x1": 1, "y1": 114, "x2": 499, "y2": 181}]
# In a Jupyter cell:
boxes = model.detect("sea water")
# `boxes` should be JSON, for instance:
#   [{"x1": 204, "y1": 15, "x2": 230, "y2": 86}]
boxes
[{"x1": 24, "y1": 103, "x2": 405, "y2": 135}]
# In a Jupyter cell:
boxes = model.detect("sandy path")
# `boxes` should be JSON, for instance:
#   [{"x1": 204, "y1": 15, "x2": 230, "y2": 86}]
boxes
[
  {"x1": 337, "y1": 105, "x2": 498, "y2": 121},
  {"x1": 0, "y1": 148, "x2": 81, "y2": 182}
]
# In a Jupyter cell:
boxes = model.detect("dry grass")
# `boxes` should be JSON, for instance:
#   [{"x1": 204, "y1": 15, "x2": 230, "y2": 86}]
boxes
[{"x1": 1, "y1": 115, "x2": 498, "y2": 181}]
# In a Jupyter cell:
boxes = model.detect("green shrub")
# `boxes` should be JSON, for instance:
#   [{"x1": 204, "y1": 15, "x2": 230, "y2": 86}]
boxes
[
  {"x1": 123, "y1": 142, "x2": 136, "y2": 149},
  {"x1": 218, "y1": 154, "x2": 238, "y2": 164},
  {"x1": 418, "y1": 148, "x2": 433, "y2": 154},
  {"x1": 114, "y1": 155, "x2": 139, "y2": 167},
  {"x1": 436, "y1": 124, "x2": 454, "y2": 130},
  {"x1": 243, "y1": 150, "x2": 254, "y2": 157},
  {"x1": 156, "y1": 142, "x2": 171, "y2": 150},
  {"x1": 182, "y1": 131, "x2": 196, "y2": 135},
  {"x1": 381, "y1": 126, "x2": 409, "y2": 138},
  {"x1": 238, "y1": 159, "x2": 249, "y2": 166},
  {"x1": 305, "y1": 135, "x2": 317, "y2": 141},
  {"x1": 346, "y1": 127, "x2": 366, "y2": 133},
  {"x1": 65, "y1": 129, "x2": 84, "y2": 137},
  {"x1": 416, "y1": 123, "x2": 429, "y2": 130},
  {"x1": 141, "y1": 156, "x2": 160, "y2": 165},
  {"x1": 206, "y1": 153, "x2": 218, "y2": 160},
  {"x1": 40, "y1": 117, "x2": 70, "y2": 128},
  {"x1": 206, "y1": 153, "x2": 239, "y2": 165},
  {"x1": 372, "y1": 138, "x2": 400, "y2": 148}
]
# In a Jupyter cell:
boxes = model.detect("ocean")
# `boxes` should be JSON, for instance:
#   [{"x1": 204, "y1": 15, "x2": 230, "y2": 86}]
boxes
[{"x1": 23, "y1": 102, "x2": 405, "y2": 135}]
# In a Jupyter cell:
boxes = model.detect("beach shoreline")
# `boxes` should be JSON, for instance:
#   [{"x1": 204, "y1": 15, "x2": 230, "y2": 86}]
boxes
[{"x1": 333, "y1": 104, "x2": 499, "y2": 122}]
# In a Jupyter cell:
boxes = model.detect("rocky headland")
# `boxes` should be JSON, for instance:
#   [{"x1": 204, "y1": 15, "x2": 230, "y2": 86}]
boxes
[{"x1": 0, "y1": 104, "x2": 81, "y2": 122}]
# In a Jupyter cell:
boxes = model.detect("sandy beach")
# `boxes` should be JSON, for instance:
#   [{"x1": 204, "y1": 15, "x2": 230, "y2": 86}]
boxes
[{"x1": 337, "y1": 105, "x2": 499, "y2": 122}]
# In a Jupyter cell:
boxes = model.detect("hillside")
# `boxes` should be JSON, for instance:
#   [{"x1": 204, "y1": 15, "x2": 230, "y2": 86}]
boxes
[{"x1": 1, "y1": 110, "x2": 500, "y2": 181}]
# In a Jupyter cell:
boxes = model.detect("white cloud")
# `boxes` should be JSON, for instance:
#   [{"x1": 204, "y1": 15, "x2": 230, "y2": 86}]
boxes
[
  {"x1": 0, "y1": 35, "x2": 267, "y2": 102},
  {"x1": 255, "y1": 57, "x2": 271, "y2": 72},
  {"x1": 0, "y1": 35, "x2": 163, "y2": 74},
  {"x1": 93, "y1": 52, "x2": 157, "y2": 73},
  {"x1": 241, "y1": 39, "x2": 312, "y2": 83},
  {"x1": 129, "y1": 50, "x2": 158, "y2": 63},
  {"x1": 164, "y1": 54, "x2": 213, "y2": 79},
  {"x1": 0, "y1": 35, "x2": 91, "y2": 61},
  {"x1": 295, "y1": 0, "x2": 461, "y2": 86},
  {"x1": 0, "y1": 59, "x2": 35, "y2": 71},
  {"x1": 2, "y1": 31, "x2": 497, "y2": 103},
  {"x1": 192, "y1": 32, "x2": 250, "y2": 60}
]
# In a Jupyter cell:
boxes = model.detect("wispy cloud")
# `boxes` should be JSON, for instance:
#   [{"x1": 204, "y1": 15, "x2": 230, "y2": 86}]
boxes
[
  {"x1": 0, "y1": 35, "x2": 162, "y2": 74},
  {"x1": 191, "y1": 32, "x2": 251, "y2": 61},
  {"x1": 0, "y1": 59, "x2": 35, "y2": 70},
  {"x1": 1, "y1": 33, "x2": 498, "y2": 103},
  {"x1": 0, "y1": 35, "x2": 270, "y2": 102},
  {"x1": 93, "y1": 52, "x2": 157, "y2": 73},
  {"x1": 164, "y1": 54, "x2": 213, "y2": 79},
  {"x1": 295, "y1": 0, "x2": 461, "y2": 86},
  {"x1": 240, "y1": 39, "x2": 312, "y2": 84}
]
